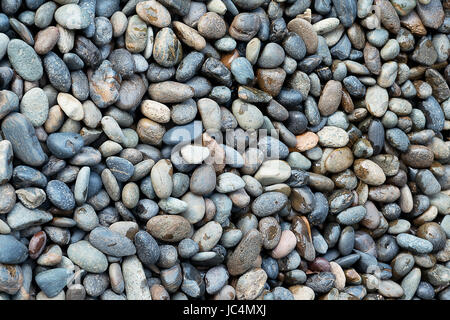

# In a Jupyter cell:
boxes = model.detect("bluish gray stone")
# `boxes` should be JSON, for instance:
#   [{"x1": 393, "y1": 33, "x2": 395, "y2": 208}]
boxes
[
  {"x1": 396, "y1": 233, "x2": 433, "y2": 254},
  {"x1": 106, "y1": 156, "x2": 134, "y2": 182},
  {"x1": 336, "y1": 206, "x2": 367, "y2": 225},
  {"x1": 416, "y1": 169, "x2": 441, "y2": 196},
  {"x1": 418, "y1": 96, "x2": 445, "y2": 132},
  {"x1": 258, "y1": 136, "x2": 289, "y2": 160},
  {"x1": 35, "y1": 268, "x2": 72, "y2": 298},
  {"x1": 181, "y1": 262, "x2": 205, "y2": 298},
  {"x1": 1, "y1": 112, "x2": 47, "y2": 167},
  {"x1": 46, "y1": 180, "x2": 76, "y2": 210},
  {"x1": 162, "y1": 121, "x2": 203, "y2": 145},
  {"x1": 251, "y1": 192, "x2": 288, "y2": 217},
  {"x1": 273, "y1": 286, "x2": 294, "y2": 300},
  {"x1": 135, "y1": 230, "x2": 160, "y2": 266},
  {"x1": 12, "y1": 165, "x2": 47, "y2": 188},
  {"x1": 205, "y1": 265, "x2": 229, "y2": 295},
  {"x1": 283, "y1": 32, "x2": 306, "y2": 61},
  {"x1": 47, "y1": 133, "x2": 84, "y2": 159},
  {"x1": 89, "y1": 226, "x2": 136, "y2": 257},
  {"x1": 332, "y1": 0, "x2": 357, "y2": 27},
  {"x1": 43, "y1": 52, "x2": 71, "y2": 92},
  {"x1": 386, "y1": 128, "x2": 410, "y2": 152},
  {"x1": 176, "y1": 51, "x2": 204, "y2": 82},
  {"x1": 6, "y1": 203, "x2": 52, "y2": 230},
  {"x1": 0, "y1": 90, "x2": 19, "y2": 120},
  {"x1": 0, "y1": 234, "x2": 28, "y2": 264},
  {"x1": 230, "y1": 57, "x2": 254, "y2": 85},
  {"x1": 67, "y1": 240, "x2": 108, "y2": 273},
  {"x1": 330, "y1": 34, "x2": 351, "y2": 60}
]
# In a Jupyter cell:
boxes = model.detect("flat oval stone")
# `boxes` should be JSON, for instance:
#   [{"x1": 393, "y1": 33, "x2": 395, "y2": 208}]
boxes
[
  {"x1": 192, "y1": 221, "x2": 223, "y2": 252},
  {"x1": 46, "y1": 180, "x2": 75, "y2": 210},
  {"x1": 254, "y1": 160, "x2": 292, "y2": 186},
  {"x1": 134, "y1": 230, "x2": 160, "y2": 266},
  {"x1": 396, "y1": 233, "x2": 433, "y2": 254},
  {"x1": 106, "y1": 156, "x2": 135, "y2": 182},
  {"x1": 317, "y1": 126, "x2": 349, "y2": 148},
  {"x1": 235, "y1": 268, "x2": 267, "y2": 300},
  {"x1": 125, "y1": 15, "x2": 147, "y2": 53},
  {"x1": 7, "y1": 39, "x2": 43, "y2": 81},
  {"x1": 252, "y1": 192, "x2": 288, "y2": 217},
  {"x1": 67, "y1": 240, "x2": 108, "y2": 273},
  {"x1": 1, "y1": 112, "x2": 46, "y2": 167},
  {"x1": 44, "y1": 52, "x2": 71, "y2": 93},
  {"x1": 55, "y1": 4, "x2": 90, "y2": 30},
  {"x1": 216, "y1": 172, "x2": 245, "y2": 193},
  {"x1": 89, "y1": 226, "x2": 136, "y2": 257},
  {"x1": 146, "y1": 215, "x2": 191, "y2": 242},
  {"x1": 417, "y1": 96, "x2": 445, "y2": 132},
  {"x1": 115, "y1": 75, "x2": 147, "y2": 111},
  {"x1": 318, "y1": 80, "x2": 342, "y2": 116},
  {"x1": 151, "y1": 159, "x2": 173, "y2": 199},
  {"x1": 232, "y1": 99, "x2": 264, "y2": 130},
  {"x1": 19, "y1": 87, "x2": 49, "y2": 126},
  {"x1": 366, "y1": 85, "x2": 389, "y2": 117},
  {"x1": 190, "y1": 164, "x2": 216, "y2": 195},
  {"x1": 336, "y1": 206, "x2": 367, "y2": 225},
  {"x1": 325, "y1": 147, "x2": 354, "y2": 173},
  {"x1": 57, "y1": 93, "x2": 84, "y2": 120},
  {"x1": 148, "y1": 81, "x2": 194, "y2": 104}
]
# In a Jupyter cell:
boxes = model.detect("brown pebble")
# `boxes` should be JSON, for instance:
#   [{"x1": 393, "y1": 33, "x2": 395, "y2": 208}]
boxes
[
  {"x1": 318, "y1": 80, "x2": 343, "y2": 116},
  {"x1": 34, "y1": 26, "x2": 60, "y2": 55},
  {"x1": 197, "y1": 12, "x2": 227, "y2": 40},
  {"x1": 401, "y1": 145, "x2": 434, "y2": 168},
  {"x1": 256, "y1": 68, "x2": 286, "y2": 96},
  {"x1": 29, "y1": 231, "x2": 47, "y2": 259}
]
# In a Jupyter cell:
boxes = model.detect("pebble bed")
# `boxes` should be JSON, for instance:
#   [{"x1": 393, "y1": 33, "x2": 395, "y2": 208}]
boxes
[{"x1": 0, "y1": 0, "x2": 449, "y2": 301}]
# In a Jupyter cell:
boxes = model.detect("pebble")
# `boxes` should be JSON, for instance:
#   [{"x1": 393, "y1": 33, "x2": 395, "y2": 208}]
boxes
[
  {"x1": 0, "y1": 235, "x2": 28, "y2": 264},
  {"x1": 146, "y1": 215, "x2": 191, "y2": 243},
  {"x1": 365, "y1": 85, "x2": 389, "y2": 117},
  {"x1": 7, "y1": 39, "x2": 43, "y2": 81},
  {"x1": 35, "y1": 268, "x2": 71, "y2": 298},
  {"x1": 227, "y1": 230, "x2": 263, "y2": 276},
  {"x1": 46, "y1": 180, "x2": 75, "y2": 210},
  {"x1": 89, "y1": 226, "x2": 136, "y2": 257},
  {"x1": 317, "y1": 126, "x2": 349, "y2": 148},
  {"x1": 67, "y1": 240, "x2": 108, "y2": 273},
  {"x1": 235, "y1": 268, "x2": 267, "y2": 300},
  {"x1": 396, "y1": 233, "x2": 434, "y2": 254},
  {"x1": 122, "y1": 255, "x2": 151, "y2": 300},
  {"x1": 336, "y1": 206, "x2": 367, "y2": 225},
  {"x1": 0, "y1": 263, "x2": 23, "y2": 295}
]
